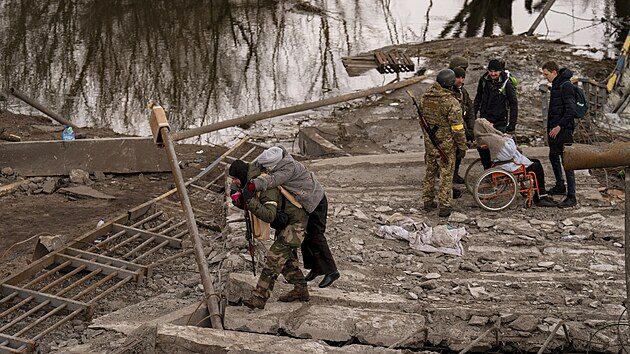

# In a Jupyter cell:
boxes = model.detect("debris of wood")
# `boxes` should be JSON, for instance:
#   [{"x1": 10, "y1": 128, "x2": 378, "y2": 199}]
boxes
[{"x1": 0, "y1": 128, "x2": 21, "y2": 141}]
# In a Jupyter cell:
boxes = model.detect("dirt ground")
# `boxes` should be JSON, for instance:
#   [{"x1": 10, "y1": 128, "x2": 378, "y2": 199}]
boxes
[{"x1": 0, "y1": 34, "x2": 628, "y2": 353}]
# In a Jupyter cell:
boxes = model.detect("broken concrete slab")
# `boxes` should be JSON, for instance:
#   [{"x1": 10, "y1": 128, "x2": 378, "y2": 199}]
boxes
[
  {"x1": 58, "y1": 185, "x2": 116, "y2": 199},
  {"x1": 0, "y1": 137, "x2": 170, "y2": 176},
  {"x1": 155, "y1": 323, "x2": 404, "y2": 353},
  {"x1": 225, "y1": 304, "x2": 425, "y2": 348},
  {"x1": 226, "y1": 272, "x2": 410, "y2": 310}
]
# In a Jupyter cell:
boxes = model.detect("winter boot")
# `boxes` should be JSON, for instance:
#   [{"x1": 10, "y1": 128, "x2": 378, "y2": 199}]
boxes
[
  {"x1": 438, "y1": 207, "x2": 452, "y2": 218},
  {"x1": 278, "y1": 285, "x2": 310, "y2": 302},
  {"x1": 558, "y1": 195, "x2": 577, "y2": 208},
  {"x1": 243, "y1": 293, "x2": 266, "y2": 309},
  {"x1": 549, "y1": 184, "x2": 567, "y2": 195},
  {"x1": 423, "y1": 201, "x2": 437, "y2": 211}
]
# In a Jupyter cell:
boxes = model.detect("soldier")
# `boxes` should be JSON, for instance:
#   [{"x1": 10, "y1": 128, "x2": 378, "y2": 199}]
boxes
[
  {"x1": 420, "y1": 69, "x2": 468, "y2": 218},
  {"x1": 229, "y1": 160, "x2": 310, "y2": 310},
  {"x1": 449, "y1": 56, "x2": 475, "y2": 184}
]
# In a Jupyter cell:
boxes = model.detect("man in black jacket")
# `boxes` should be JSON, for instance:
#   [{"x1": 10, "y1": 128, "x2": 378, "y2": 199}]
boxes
[
  {"x1": 542, "y1": 61, "x2": 577, "y2": 208},
  {"x1": 473, "y1": 59, "x2": 518, "y2": 169}
]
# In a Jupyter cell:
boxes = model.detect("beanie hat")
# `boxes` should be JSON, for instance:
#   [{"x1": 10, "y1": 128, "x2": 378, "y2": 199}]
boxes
[
  {"x1": 449, "y1": 56, "x2": 468, "y2": 70},
  {"x1": 453, "y1": 67, "x2": 466, "y2": 78},
  {"x1": 257, "y1": 146, "x2": 283, "y2": 168},
  {"x1": 487, "y1": 59, "x2": 502, "y2": 71},
  {"x1": 229, "y1": 160, "x2": 249, "y2": 187}
]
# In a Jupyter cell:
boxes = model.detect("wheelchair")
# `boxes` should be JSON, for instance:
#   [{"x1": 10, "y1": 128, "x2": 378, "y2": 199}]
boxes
[{"x1": 464, "y1": 158, "x2": 540, "y2": 212}]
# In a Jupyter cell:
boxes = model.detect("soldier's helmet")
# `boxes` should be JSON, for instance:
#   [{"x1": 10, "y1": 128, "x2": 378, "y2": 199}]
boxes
[
  {"x1": 449, "y1": 56, "x2": 468, "y2": 70},
  {"x1": 436, "y1": 69, "x2": 455, "y2": 88}
]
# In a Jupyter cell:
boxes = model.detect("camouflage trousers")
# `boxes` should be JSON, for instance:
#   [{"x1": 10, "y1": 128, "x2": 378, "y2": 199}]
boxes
[
  {"x1": 422, "y1": 150, "x2": 456, "y2": 208},
  {"x1": 253, "y1": 223, "x2": 306, "y2": 301}
]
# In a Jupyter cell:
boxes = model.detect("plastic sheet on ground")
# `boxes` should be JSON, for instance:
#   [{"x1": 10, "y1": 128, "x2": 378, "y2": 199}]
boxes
[{"x1": 375, "y1": 213, "x2": 467, "y2": 256}]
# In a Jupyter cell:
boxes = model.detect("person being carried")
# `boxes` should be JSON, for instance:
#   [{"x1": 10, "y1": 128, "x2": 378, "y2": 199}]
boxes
[
  {"x1": 473, "y1": 118, "x2": 556, "y2": 207},
  {"x1": 250, "y1": 146, "x2": 340, "y2": 288},
  {"x1": 229, "y1": 160, "x2": 310, "y2": 310}
]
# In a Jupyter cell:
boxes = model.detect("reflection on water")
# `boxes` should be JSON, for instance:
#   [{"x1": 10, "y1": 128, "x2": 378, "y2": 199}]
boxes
[{"x1": 0, "y1": 0, "x2": 627, "y2": 144}]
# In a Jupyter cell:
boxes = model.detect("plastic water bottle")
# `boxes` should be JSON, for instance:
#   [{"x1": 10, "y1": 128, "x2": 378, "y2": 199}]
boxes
[{"x1": 62, "y1": 126, "x2": 75, "y2": 141}]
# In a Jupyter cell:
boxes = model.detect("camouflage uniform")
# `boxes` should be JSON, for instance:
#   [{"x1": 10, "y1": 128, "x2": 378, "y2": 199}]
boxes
[
  {"x1": 451, "y1": 85, "x2": 475, "y2": 142},
  {"x1": 245, "y1": 176, "x2": 309, "y2": 304},
  {"x1": 420, "y1": 82, "x2": 467, "y2": 208}
]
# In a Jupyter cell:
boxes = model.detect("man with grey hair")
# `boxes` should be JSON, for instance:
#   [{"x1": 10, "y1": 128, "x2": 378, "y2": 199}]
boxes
[{"x1": 251, "y1": 146, "x2": 340, "y2": 288}]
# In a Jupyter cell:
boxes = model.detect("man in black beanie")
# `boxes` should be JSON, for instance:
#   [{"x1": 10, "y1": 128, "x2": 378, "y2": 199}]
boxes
[{"x1": 473, "y1": 59, "x2": 518, "y2": 169}]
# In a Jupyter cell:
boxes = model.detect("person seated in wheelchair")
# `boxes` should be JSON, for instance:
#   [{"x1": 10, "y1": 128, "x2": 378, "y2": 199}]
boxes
[{"x1": 473, "y1": 118, "x2": 557, "y2": 207}]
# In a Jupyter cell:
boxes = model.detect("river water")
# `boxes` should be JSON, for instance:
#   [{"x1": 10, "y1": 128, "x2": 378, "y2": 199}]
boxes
[{"x1": 0, "y1": 0, "x2": 627, "y2": 144}]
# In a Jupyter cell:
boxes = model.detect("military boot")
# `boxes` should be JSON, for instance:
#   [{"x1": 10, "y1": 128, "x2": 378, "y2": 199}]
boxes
[
  {"x1": 243, "y1": 293, "x2": 266, "y2": 309},
  {"x1": 278, "y1": 285, "x2": 310, "y2": 302}
]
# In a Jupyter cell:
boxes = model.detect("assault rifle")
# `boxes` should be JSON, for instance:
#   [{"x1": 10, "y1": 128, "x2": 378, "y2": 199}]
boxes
[
  {"x1": 243, "y1": 200, "x2": 256, "y2": 275},
  {"x1": 406, "y1": 90, "x2": 448, "y2": 163}
]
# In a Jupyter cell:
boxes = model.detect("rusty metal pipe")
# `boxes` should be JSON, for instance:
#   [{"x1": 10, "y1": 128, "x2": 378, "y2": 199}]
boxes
[
  {"x1": 158, "y1": 119, "x2": 223, "y2": 330},
  {"x1": 563, "y1": 143, "x2": 630, "y2": 171},
  {"x1": 172, "y1": 75, "x2": 428, "y2": 141},
  {"x1": 9, "y1": 88, "x2": 78, "y2": 129}
]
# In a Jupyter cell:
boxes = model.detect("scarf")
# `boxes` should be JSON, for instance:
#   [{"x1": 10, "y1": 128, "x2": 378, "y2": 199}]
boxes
[{"x1": 473, "y1": 118, "x2": 508, "y2": 161}]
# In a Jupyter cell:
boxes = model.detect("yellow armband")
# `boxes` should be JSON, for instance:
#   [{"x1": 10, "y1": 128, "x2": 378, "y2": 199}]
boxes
[{"x1": 451, "y1": 124, "x2": 464, "y2": 131}]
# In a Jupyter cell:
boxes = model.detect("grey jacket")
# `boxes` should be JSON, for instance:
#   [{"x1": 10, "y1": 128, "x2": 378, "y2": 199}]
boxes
[{"x1": 252, "y1": 146, "x2": 324, "y2": 213}]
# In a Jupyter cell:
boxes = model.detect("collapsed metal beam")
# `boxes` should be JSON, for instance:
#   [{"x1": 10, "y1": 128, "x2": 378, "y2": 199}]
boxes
[
  {"x1": 149, "y1": 104, "x2": 223, "y2": 330},
  {"x1": 172, "y1": 75, "x2": 428, "y2": 141},
  {"x1": 563, "y1": 142, "x2": 630, "y2": 171},
  {"x1": 8, "y1": 88, "x2": 78, "y2": 129}
]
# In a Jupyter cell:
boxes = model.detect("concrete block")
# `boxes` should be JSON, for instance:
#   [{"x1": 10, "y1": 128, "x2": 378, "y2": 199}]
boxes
[
  {"x1": 0, "y1": 137, "x2": 170, "y2": 176},
  {"x1": 156, "y1": 323, "x2": 403, "y2": 353}
]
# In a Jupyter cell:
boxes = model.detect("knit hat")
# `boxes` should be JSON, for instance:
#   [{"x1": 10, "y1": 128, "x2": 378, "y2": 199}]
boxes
[
  {"x1": 473, "y1": 119, "x2": 507, "y2": 161},
  {"x1": 487, "y1": 59, "x2": 502, "y2": 71},
  {"x1": 228, "y1": 160, "x2": 249, "y2": 187},
  {"x1": 257, "y1": 146, "x2": 283, "y2": 168},
  {"x1": 449, "y1": 56, "x2": 468, "y2": 70},
  {"x1": 453, "y1": 67, "x2": 466, "y2": 78}
]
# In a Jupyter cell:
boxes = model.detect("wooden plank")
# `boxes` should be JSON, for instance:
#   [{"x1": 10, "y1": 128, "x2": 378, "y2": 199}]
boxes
[{"x1": 0, "y1": 138, "x2": 170, "y2": 176}]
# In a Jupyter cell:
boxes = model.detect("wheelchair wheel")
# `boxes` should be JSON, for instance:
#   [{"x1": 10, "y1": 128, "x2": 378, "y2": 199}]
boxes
[
  {"x1": 464, "y1": 158, "x2": 484, "y2": 193},
  {"x1": 474, "y1": 167, "x2": 518, "y2": 211}
]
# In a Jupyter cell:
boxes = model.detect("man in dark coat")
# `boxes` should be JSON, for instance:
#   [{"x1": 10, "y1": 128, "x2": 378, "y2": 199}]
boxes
[
  {"x1": 542, "y1": 61, "x2": 577, "y2": 208},
  {"x1": 473, "y1": 59, "x2": 519, "y2": 169}
]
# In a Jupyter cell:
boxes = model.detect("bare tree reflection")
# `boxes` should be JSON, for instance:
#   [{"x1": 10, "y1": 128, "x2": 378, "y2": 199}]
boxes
[
  {"x1": 440, "y1": 0, "x2": 514, "y2": 38},
  {"x1": 0, "y1": 0, "x2": 360, "y2": 142}
]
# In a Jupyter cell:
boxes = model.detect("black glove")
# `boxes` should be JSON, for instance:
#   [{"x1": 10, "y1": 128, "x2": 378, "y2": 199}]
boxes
[
  {"x1": 456, "y1": 149, "x2": 466, "y2": 160},
  {"x1": 506, "y1": 123, "x2": 516, "y2": 134},
  {"x1": 242, "y1": 183, "x2": 255, "y2": 202}
]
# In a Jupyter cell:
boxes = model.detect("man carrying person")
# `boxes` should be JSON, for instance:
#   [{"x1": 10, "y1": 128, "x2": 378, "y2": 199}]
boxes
[
  {"x1": 229, "y1": 160, "x2": 310, "y2": 309},
  {"x1": 250, "y1": 146, "x2": 340, "y2": 288},
  {"x1": 420, "y1": 69, "x2": 468, "y2": 218},
  {"x1": 474, "y1": 59, "x2": 518, "y2": 169},
  {"x1": 542, "y1": 61, "x2": 577, "y2": 208}
]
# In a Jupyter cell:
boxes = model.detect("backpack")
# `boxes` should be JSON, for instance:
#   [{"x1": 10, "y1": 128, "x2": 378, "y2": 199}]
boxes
[
  {"x1": 562, "y1": 81, "x2": 589, "y2": 118},
  {"x1": 482, "y1": 70, "x2": 518, "y2": 97},
  {"x1": 499, "y1": 71, "x2": 519, "y2": 97}
]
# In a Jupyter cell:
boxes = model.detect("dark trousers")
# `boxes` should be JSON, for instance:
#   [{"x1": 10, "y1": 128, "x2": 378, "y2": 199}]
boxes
[
  {"x1": 548, "y1": 129, "x2": 575, "y2": 196},
  {"x1": 526, "y1": 159, "x2": 546, "y2": 197},
  {"x1": 478, "y1": 147, "x2": 492, "y2": 169},
  {"x1": 549, "y1": 151, "x2": 576, "y2": 196},
  {"x1": 302, "y1": 194, "x2": 337, "y2": 275},
  {"x1": 454, "y1": 156, "x2": 462, "y2": 176}
]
